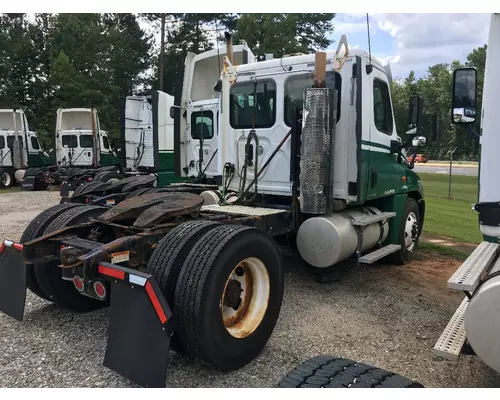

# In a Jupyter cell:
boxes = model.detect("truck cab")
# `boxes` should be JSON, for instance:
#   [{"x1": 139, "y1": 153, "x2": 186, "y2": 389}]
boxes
[
  {"x1": 215, "y1": 45, "x2": 425, "y2": 253},
  {"x1": 178, "y1": 41, "x2": 257, "y2": 181},
  {"x1": 54, "y1": 108, "x2": 119, "y2": 169},
  {"x1": 0, "y1": 109, "x2": 51, "y2": 188}
]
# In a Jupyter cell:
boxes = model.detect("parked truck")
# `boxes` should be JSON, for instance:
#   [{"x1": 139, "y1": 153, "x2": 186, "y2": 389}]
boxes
[
  {"x1": 0, "y1": 33, "x2": 427, "y2": 388},
  {"x1": 433, "y1": 13, "x2": 500, "y2": 373},
  {"x1": 0, "y1": 108, "x2": 52, "y2": 190},
  {"x1": 49, "y1": 106, "x2": 123, "y2": 188}
]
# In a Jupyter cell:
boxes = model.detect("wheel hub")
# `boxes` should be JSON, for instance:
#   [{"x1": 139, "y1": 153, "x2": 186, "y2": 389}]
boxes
[
  {"x1": 221, "y1": 257, "x2": 270, "y2": 339},
  {"x1": 223, "y1": 279, "x2": 244, "y2": 310},
  {"x1": 404, "y1": 211, "x2": 419, "y2": 251}
]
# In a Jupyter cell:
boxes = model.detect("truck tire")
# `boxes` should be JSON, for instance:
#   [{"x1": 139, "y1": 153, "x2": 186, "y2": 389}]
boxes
[
  {"x1": 390, "y1": 197, "x2": 421, "y2": 265},
  {"x1": 20, "y1": 203, "x2": 82, "y2": 301},
  {"x1": 98, "y1": 171, "x2": 122, "y2": 183},
  {"x1": 174, "y1": 225, "x2": 284, "y2": 370},
  {"x1": 278, "y1": 355, "x2": 424, "y2": 388},
  {"x1": 146, "y1": 220, "x2": 222, "y2": 352},
  {"x1": 34, "y1": 205, "x2": 108, "y2": 312},
  {"x1": 0, "y1": 169, "x2": 13, "y2": 189}
]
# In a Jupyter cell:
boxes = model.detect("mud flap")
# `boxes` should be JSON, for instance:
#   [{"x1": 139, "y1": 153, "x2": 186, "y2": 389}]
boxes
[
  {"x1": 98, "y1": 262, "x2": 173, "y2": 388},
  {"x1": 0, "y1": 241, "x2": 27, "y2": 321},
  {"x1": 59, "y1": 181, "x2": 70, "y2": 197}
]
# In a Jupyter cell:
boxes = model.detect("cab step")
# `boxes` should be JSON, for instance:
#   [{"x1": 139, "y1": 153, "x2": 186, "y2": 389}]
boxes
[
  {"x1": 448, "y1": 241, "x2": 500, "y2": 292},
  {"x1": 359, "y1": 244, "x2": 401, "y2": 264},
  {"x1": 432, "y1": 297, "x2": 469, "y2": 361},
  {"x1": 351, "y1": 212, "x2": 396, "y2": 227}
]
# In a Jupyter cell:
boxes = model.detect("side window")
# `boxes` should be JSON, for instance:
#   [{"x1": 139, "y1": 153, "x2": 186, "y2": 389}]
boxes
[
  {"x1": 62, "y1": 135, "x2": 78, "y2": 148},
  {"x1": 80, "y1": 135, "x2": 93, "y2": 148},
  {"x1": 0, "y1": 136, "x2": 4, "y2": 149},
  {"x1": 230, "y1": 80, "x2": 276, "y2": 129},
  {"x1": 30, "y1": 136, "x2": 40, "y2": 150},
  {"x1": 284, "y1": 72, "x2": 341, "y2": 126},
  {"x1": 191, "y1": 111, "x2": 214, "y2": 140},
  {"x1": 7, "y1": 136, "x2": 23, "y2": 148},
  {"x1": 373, "y1": 79, "x2": 393, "y2": 134},
  {"x1": 102, "y1": 135, "x2": 110, "y2": 150}
]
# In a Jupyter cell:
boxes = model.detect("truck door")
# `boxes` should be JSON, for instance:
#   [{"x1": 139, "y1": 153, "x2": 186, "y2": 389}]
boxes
[
  {"x1": 185, "y1": 106, "x2": 218, "y2": 178},
  {"x1": 366, "y1": 67, "x2": 406, "y2": 199}
]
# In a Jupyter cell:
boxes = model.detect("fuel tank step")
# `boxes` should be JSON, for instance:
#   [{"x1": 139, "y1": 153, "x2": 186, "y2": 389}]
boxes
[
  {"x1": 448, "y1": 241, "x2": 500, "y2": 292},
  {"x1": 358, "y1": 244, "x2": 401, "y2": 264},
  {"x1": 351, "y1": 211, "x2": 396, "y2": 227},
  {"x1": 432, "y1": 296, "x2": 468, "y2": 361}
]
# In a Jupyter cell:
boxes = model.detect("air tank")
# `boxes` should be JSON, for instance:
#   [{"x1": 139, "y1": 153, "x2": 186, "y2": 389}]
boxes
[{"x1": 296, "y1": 206, "x2": 389, "y2": 268}]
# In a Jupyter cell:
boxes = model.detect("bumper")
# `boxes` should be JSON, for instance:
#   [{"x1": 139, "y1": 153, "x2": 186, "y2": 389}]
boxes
[{"x1": 0, "y1": 240, "x2": 174, "y2": 388}]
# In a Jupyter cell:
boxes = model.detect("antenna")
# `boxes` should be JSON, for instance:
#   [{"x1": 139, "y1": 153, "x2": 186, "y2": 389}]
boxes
[
  {"x1": 366, "y1": 13, "x2": 373, "y2": 74},
  {"x1": 215, "y1": 19, "x2": 221, "y2": 77}
]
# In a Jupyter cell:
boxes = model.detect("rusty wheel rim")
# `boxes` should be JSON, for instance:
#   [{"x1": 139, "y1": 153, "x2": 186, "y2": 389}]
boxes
[{"x1": 221, "y1": 257, "x2": 270, "y2": 339}]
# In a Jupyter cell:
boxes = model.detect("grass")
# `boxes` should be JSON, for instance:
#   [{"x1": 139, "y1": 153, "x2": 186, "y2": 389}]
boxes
[
  {"x1": 418, "y1": 172, "x2": 482, "y2": 244},
  {"x1": 418, "y1": 241, "x2": 470, "y2": 261},
  {"x1": 0, "y1": 186, "x2": 21, "y2": 194}
]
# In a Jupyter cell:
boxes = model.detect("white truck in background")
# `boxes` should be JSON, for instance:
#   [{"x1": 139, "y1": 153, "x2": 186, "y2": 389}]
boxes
[
  {"x1": 54, "y1": 107, "x2": 120, "y2": 171},
  {"x1": 433, "y1": 13, "x2": 500, "y2": 374},
  {"x1": 0, "y1": 108, "x2": 51, "y2": 189}
]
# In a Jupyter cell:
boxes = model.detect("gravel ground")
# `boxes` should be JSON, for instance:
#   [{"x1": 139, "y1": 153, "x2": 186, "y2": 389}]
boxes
[{"x1": 0, "y1": 190, "x2": 499, "y2": 388}]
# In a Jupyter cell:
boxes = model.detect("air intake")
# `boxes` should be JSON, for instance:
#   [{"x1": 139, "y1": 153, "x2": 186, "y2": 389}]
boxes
[{"x1": 299, "y1": 88, "x2": 336, "y2": 214}]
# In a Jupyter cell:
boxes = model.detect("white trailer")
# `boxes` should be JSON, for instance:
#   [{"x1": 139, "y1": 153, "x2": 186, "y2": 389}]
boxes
[{"x1": 433, "y1": 13, "x2": 500, "y2": 373}]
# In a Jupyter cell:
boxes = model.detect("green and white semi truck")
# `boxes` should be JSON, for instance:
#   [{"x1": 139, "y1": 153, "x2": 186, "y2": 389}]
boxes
[
  {"x1": 0, "y1": 108, "x2": 52, "y2": 190},
  {"x1": 0, "y1": 33, "x2": 427, "y2": 387}
]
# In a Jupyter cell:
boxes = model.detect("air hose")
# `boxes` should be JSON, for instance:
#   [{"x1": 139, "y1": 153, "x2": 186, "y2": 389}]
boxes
[{"x1": 237, "y1": 129, "x2": 259, "y2": 205}]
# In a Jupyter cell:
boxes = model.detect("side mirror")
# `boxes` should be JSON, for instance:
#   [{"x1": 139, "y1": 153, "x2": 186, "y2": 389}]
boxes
[
  {"x1": 406, "y1": 95, "x2": 422, "y2": 135},
  {"x1": 452, "y1": 67, "x2": 477, "y2": 124},
  {"x1": 412, "y1": 136, "x2": 426, "y2": 148},
  {"x1": 170, "y1": 106, "x2": 175, "y2": 119}
]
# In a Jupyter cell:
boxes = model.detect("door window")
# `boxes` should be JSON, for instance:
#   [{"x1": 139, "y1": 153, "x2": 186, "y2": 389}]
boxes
[
  {"x1": 62, "y1": 135, "x2": 77, "y2": 148},
  {"x1": 30, "y1": 136, "x2": 40, "y2": 150},
  {"x1": 230, "y1": 80, "x2": 276, "y2": 129},
  {"x1": 7, "y1": 135, "x2": 23, "y2": 148},
  {"x1": 191, "y1": 111, "x2": 214, "y2": 140},
  {"x1": 284, "y1": 72, "x2": 342, "y2": 126},
  {"x1": 80, "y1": 135, "x2": 93, "y2": 148},
  {"x1": 373, "y1": 79, "x2": 393, "y2": 135}
]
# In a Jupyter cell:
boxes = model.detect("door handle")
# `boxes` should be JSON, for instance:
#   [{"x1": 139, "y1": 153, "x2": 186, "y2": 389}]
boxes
[{"x1": 371, "y1": 168, "x2": 377, "y2": 189}]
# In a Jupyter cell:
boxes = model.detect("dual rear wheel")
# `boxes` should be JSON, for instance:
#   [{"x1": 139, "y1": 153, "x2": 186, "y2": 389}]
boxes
[{"x1": 146, "y1": 221, "x2": 285, "y2": 371}]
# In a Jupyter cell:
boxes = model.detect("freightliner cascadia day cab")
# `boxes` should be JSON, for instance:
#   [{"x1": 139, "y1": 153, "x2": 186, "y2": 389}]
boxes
[{"x1": 0, "y1": 33, "x2": 427, "y2": 387}]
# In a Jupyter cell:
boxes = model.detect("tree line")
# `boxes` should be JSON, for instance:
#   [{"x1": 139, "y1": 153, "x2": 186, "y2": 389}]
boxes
[
  {"x1": 0, "y1": 13, "x2": 487, "y2": 160},
  {"x1": 0, "y1": 13, "x2": 335, "y2": 150}
]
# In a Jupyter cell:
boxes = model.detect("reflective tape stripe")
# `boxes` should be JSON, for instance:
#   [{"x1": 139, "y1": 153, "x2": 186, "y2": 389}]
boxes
[
  {"x1": 145, "y1": 281, "x2": 167, "y2": 324},
  {"x1": 129, "y1": 274, "x2": 147, "y2": 287},
  {"x1": 98, "y1": 264, "x2": 125, "y2": 280},
  {"x1": 0, "y1": 240, "x2": 22, "y2": 252}
]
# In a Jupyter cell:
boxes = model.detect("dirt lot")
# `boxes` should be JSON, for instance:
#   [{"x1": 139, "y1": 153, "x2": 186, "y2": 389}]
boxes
[{"x1": 0, "y1": 189, "x2": 499, "y2": 388}]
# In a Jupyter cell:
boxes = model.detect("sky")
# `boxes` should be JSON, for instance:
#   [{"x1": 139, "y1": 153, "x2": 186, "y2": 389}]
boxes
[{"x1": 327, "y1": 13, "x2": 491, "y2": 80}]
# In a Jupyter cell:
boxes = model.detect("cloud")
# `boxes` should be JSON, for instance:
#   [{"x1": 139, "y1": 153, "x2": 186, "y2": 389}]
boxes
[
  {"x1": 370, "y1": 13, "x2": 490, "y2": 78},
  {"x1": 330, "y1": 13, "x2": 490, "y2": 79}
]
